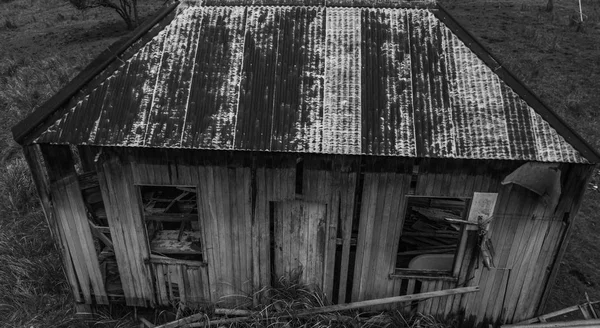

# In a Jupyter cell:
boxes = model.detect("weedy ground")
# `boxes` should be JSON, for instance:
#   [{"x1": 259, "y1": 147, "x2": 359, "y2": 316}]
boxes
[{"x1": 1, "y1": 0, "x2": 600, "y2": 326}]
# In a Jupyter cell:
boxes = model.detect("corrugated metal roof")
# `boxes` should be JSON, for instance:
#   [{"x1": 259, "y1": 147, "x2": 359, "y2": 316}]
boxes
[{"x1": 33, "y1": 3, "x2": 589, "y2": 163}]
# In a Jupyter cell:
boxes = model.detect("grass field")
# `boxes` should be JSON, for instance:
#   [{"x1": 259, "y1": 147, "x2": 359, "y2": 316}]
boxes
[{"x1": 1, "y1": 0, "x2": 599, "y2": 326}]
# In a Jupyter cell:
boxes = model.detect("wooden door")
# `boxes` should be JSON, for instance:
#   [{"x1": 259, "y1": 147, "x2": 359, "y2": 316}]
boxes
[{"x1": 272, "y1": 200, "x2": 327, "y2": 287}]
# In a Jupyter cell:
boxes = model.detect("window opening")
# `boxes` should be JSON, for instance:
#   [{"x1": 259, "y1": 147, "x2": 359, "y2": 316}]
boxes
[
  {"x1": 395, "y1": 197, "x2": 469, "y2": 274},
  {"x1": 140, "y1": 185, "x2": 203, "y2": 262}
]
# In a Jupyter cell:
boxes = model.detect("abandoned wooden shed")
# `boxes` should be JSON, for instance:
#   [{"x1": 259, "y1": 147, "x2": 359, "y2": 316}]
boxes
[{"x1": 12, "y1": 0, "x2": 600, "y2": 326}]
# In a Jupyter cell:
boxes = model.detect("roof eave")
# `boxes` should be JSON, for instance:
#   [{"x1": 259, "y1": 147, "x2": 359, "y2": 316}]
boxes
[
  {"x1": 432, "y1": 4, "x2": 600, "y2": 164},
  {"x1": 11, "y1": 1, "x2": 180, "y2": 146}
]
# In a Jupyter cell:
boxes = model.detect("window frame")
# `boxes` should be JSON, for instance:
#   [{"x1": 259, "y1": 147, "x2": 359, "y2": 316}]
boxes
[
  {"x1": 137, "y1": 184, "x2": 206, "y2": 264},
  {"x1": 390, "y1": 195, "x2": 472, "y2": 280}
]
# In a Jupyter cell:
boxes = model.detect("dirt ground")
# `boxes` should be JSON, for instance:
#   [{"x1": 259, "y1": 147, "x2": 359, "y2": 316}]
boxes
[{"x1": 2, "y1": 0, "x2": 600, "y2": 323}]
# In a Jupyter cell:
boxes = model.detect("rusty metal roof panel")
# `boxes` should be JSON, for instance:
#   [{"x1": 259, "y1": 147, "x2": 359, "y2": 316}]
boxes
[{"x1": 32, "y1": 4, "x2": 590, "y2": 163}]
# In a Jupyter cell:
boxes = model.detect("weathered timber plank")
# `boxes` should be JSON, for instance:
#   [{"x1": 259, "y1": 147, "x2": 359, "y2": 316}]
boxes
[
  {"x1": 337, "y1": 172, "x2": 357, "y2": 303},
  {"x1": 24, "y1": 145, "x2": 84, "y2": 303},
  {"x1": 63, "y1": 175, "x2": 108, "y2": 304},
  {"x1": 100, "y1": 158, "x2": 154, "y2": 306}
]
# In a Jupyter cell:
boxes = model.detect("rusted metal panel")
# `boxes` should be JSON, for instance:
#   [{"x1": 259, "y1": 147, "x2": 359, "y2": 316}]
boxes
[
  {"x1": 323, "y1": 7, "x2": 362, "y2": 155},
  {"x1": 33, "y1": 4, "x2": 589, "y2": 163},
  {"x1": 361, "y1": 9, "x2": 416, "y2": 157},
  {"x1": 183, "y1": 6, "x2": 246, "y2": 149}
]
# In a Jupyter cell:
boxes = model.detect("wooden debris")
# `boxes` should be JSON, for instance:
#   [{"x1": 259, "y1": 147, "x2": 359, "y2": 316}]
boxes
[
  {"x1": 154, "y1": 313, "x2": 207, "y2": 328},
  {"x1": 140, "y1": 317, "x2": 155, "y2": 328},
  {"x1": 155, "y1": 287, "x2": 479, "y2": 328}
]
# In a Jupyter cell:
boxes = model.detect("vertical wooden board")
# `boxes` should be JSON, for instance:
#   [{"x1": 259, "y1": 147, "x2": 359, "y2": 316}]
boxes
[
  {"x1": 337, "y1": 172, "x2": 357, "y2": 303},
  {"x1": 472, "y1": 186, "x2": 517, "y2": 319},
  {"x1": 208, "y1": 166, "x2": 226, "y2": 300},
  {"x1": 442, "y1": 280, "x2": 455, "y2": 317},
  {"x1": 522, "y1": 220, "x2": 564, "y2": 319},
  {"x1": 226, "y1": 167, "x2": 242, "y2": 297},
  {"x1": 243, "y1": 168, "x2": 253, "y2": 295},
  {"x1": 515, "y1": 207, "x2": 560, "y2": 320},
  {"x1": 385, "y1": 174, "x2": 411, "y2": 298},
  {"x1": 24, "y1": 146, "x2": 84, "y2": 303},
  {"x1": 417, "y1": 281, "x2": 431, "y2": 313},
  {"x1": 272, "y1": 199, "x2": 283, "y2": 278},
  {"x1": 368, "y1": 173, "x2": 394, "y2": 300},
  {"x1": 315, "y1": 201, "x2": 327, "y2": 287},
  {"x1": 166, "y1": 265, "x2": 175, "y2": 300},
  {"x1": 498, "y1": 219, "x2": 538, "y2": 320},
  {"x1": 218, "y1": 167, "x2": 236, "y2": 298},
  {"x1": 200, "y1": 265, "x2": 210, "y2": 299},
  {"x1": 352, "y1": 173, "x2": 376, "y2": 301},
  {"x1": 197, "y1": 166, "x2": 218, "y2": 302},
  {"x1": 176, "y1": 265, "x2": 187, "y2": 307},
  {"x1": 504, "y1": 218, "x2": 545, "y2": 321},
  {"x1": 156, "y1": 264, "x2": 169, "y2": 305},
  {"x1": 430, "y1": 280, "x2": 443, "y2": 316},
  {"x1": 234, "y1": 168, "x2": 251, "y2": 295},
  {"x1": 255, "y1": 168, "x2": 270, "y2": 292},
  {"x1": 479, "y1": 187, "x2": 520, "y2": 318},
  {"x1": 510, "y1": 209, "x2": 553, "y2": 322},
  {"x1": 123, "y1": 162, "x2": 155, "y2": 306},
  {"x1": 97, "y1": 167, "x2": 136, "y2": 304},
  {"x1": 322, "y1": 171, "x2": 338, "y2": 300},
  {"x1": 62, "y1": 177, "x2": 108, "y2": 304},
  {"x1": 186, "y1": 268, "x2": 197, "y2": 304},
  {"x1": 51, "y1": 183, "x2": 93, "y2": 304}
]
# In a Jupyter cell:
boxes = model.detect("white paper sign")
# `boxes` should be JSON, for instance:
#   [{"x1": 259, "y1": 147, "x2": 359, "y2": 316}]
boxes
[{"x1": 467, "y1": 192, "x2": 498, "y2": 230}]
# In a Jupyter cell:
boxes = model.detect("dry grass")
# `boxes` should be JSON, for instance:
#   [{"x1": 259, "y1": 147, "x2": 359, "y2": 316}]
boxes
[{"x1": 0, "y1": 0, "x2": 599, "y2": 326}]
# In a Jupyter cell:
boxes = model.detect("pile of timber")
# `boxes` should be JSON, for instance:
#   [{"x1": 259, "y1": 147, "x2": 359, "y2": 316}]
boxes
[{"x1": 141, "y1": 287, "x2": 479, "y2": 328}]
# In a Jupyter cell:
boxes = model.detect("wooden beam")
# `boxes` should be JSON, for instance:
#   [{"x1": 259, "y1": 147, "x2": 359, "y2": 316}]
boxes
[
  {"x1": 502, "y1": 319, "x2": 600, "y2": 328},
  {"x1": 516, "y1": 301, "x2": 600, "y2": 325},
  {"x1": 184, "y1": 287, "x2": 479, "y2": 327},
  {"x1": 88, "y1": 219, "x2": 114, "y2": 250},
  {"x1": 145, "y1": 214, "x2": 197, "y2": 222}
]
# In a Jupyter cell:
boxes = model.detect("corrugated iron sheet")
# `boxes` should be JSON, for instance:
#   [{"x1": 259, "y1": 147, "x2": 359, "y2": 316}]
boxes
[{"x1": 34, "y1": 4, "x2": 588, "y2": 163}]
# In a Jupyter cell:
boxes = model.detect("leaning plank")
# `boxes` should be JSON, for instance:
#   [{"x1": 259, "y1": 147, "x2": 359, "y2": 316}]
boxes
[
  {"x1": 279, "y1": 286, "x2": 478, "y2": 315},
  {"x1": 179, "y1": 287, "x2": 478, "y2": 328},
  {"x1": 516, "y1": 301, "x2": 600, "y2": 325},
  {"x1": 502, "y1": 319, "x2": 600, "y2": 328}
]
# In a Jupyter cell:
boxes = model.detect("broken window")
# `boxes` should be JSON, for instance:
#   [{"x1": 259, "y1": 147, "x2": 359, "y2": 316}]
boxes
[
  {"x1": 395, "y1": 197, "x2": 469, "y2": 275},
  {"x1": 140, "y1": 186, "x2": 203, "y2": 262}
]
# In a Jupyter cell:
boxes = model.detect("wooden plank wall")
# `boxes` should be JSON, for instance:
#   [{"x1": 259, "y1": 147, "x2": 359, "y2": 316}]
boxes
[
  {"x1": 351, "y1": 172, "x2": 412, "y2": 301},
  {"x1": 23, "y1": 145, "x2": 86, "y2": 304},
  {"x1": 98, "y1": 157, "x2": 154, "y2": 306},
  {"x1": 253, "y1": 164, "x2": 357, "y2": 303},
  {"x1": 132, "y1": 158, "x2": 253, "y2": 306},
  {"x1": 456, "y1": 163, "x2": 595, "y2": 326},
  {"x1": 196, "y1": 166, "x2": 253, "y2": 306},
  {"x1": 149, "y1": 260, "x2": 210, "y2": 307},
  {"x1": 37, "y1": 145, "x2": 108, "y2": 305},
  {"x1": 272, "y1": 200, "x2": 327, "y2": 286}
]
